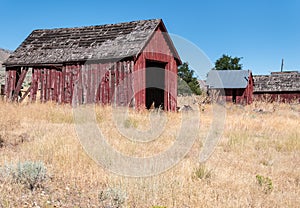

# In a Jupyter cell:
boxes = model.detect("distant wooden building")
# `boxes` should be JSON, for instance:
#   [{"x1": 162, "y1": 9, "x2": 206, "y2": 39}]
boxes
[
  {"x1": 253, "y1": 71, "x2": 300, "y2": 102},
  {"x1": 206, "y1": 70, "x2": 254, "y2": 104},
  {"x1": 198, "y1": 79, "x2": 207, "y2": 93},
  {"x1": 3, "y1": 19, "x2": 181, "y2": 110}
]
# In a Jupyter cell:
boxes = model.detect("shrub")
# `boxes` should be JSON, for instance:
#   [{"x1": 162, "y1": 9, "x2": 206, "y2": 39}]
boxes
[
  {"x1": 99, "y1": 187, "x2": 126, "y2": 208},
  {"x1": 1, "y1": 161, "x2": 47, "y2": 190},
  {"x1": 256, "y1": 174, "x2": 273, "y2": 194}
]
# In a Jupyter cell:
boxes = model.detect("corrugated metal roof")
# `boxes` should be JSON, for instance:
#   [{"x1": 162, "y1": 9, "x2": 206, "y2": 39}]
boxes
[
  {"x1": 206, "y1": 70, "x2": 250, "y2": 89},
  {"x1": 4, "y1": 19, "x2": 180, "y2": 66}
]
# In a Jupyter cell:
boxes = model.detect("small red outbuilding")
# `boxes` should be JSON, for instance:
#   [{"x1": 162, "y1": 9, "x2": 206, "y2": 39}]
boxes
[{"x1": 206, "y1": 70, "x2": 254, "y2": 104}]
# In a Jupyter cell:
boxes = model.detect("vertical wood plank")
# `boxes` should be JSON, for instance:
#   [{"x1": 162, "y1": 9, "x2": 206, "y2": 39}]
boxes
[
  {"x1": 61, "y1": 66, "x2": 66, "y2": 103},
  {"x1": 77, "y1": 65, "x2": 83, "y2": 104},
  {"x1": 5, "y1": 69, "x2": 11, "y2": 100},
  {"x1": 55, "y1": 69, "x2": 60, "y2": 103},
  {"x1": 45, "y1": 68, "x2": 49, "y2": 101},
  {"x1": 101, "y1": 63, "x2": 105, "y2": 105},
  {"x1": 63, "y1": 66, "x2": 68, "y2": 103},
  {"x1": 57, "y1": 69, "x2": 61, "y2": 103},
  {"x1": 104, "y1": 65, "x2": 109, "y2": 104},
  {"x1": 83, "y1": 65, "x2": 88, "y2": 104},
  {"x1": 40, "y1": 68, "x2": 44, "y2": 102},
  {"x1": 140, "y1": 54, "x2": 146, "y2": 109},
  {"x1": 116, "y1": 62, "x2": 120, "y2": 105},
  {"x1": 133, "y1": 58, "x2": 140, "y2": 109},
  {"x1": 94, "y1": 64, "x2": 98, "y2": 104},
  {"x1": 86, "y1": 64, "x2": 91, "y2": 103},
  {"x1": 92, "y1": 64, "x2": 96, "y2": 103},
  {"x1": 70, "y1": 65, "x2": 75, "y2": 104},
  {"x1": 95, "y1": 64, "x2": 100, "y2": 104},
  {"x1": 110, "y1": 64, "x2": 115, "y2": 105},
  {"x1": 119, "y1": 62, "x2": 124, "y2": 105},
  {"x1": 129, "y1": 61, "x2": 134, "y2": 107},
  {"x1": 165, "y1": 63, "x2": 169, "y2": 111},
  {"x1": 53, "y1": 69, "x2": 57, "y2": 102}
]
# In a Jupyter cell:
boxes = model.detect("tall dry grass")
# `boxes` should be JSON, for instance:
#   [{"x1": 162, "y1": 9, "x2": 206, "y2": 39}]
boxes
[{"x1": 0, "y1": 100, "x2": 299, "y2": 207}]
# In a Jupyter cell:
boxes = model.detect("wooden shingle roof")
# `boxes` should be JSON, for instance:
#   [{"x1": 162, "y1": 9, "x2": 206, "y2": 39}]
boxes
[
  {"x1": 253, "y1": 71, "x2": 300, "y2": 92},
  {"x1": 4, "y1": 19, "x2": 179, "y2": 66}
]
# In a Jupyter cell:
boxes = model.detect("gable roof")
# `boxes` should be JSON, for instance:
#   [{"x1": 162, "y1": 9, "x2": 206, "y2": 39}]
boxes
[
  {"x1": 4, "y1": 19, "x2": 180, "y2": 66},
  {"x1": 206, "y1": 70, "x2": 251, "y2": 89},
  {"x1": 253, "y1": 71, "x2": 300, "y2": 92}
]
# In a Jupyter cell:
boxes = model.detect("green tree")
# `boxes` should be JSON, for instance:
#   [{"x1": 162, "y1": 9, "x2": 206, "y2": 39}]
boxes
[
  {"x1": 213, "y1": 54, "x2": 243, "y2": 70},
  {"x1": 177, "y1": 62, "x2": 201, "y2": 95}
]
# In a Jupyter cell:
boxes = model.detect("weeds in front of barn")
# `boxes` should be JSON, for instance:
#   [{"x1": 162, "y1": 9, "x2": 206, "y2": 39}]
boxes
[{"x1": 0, "y1": 100, "x2": 299, "y2": 207}]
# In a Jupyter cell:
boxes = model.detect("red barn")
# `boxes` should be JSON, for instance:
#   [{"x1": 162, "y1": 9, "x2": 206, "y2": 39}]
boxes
[
  {"x1": 253, "y1": 71, "x2": 300, "y2": 102},
  {"x1": 3, "y1": 19, "x2": 181, "y2": 111},
  {"x1": 206, "y1": 70, "x2": 254, "y2": 104}
]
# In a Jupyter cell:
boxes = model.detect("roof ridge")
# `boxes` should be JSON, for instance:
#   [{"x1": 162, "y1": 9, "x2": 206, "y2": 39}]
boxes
[
  {"x1": 212, "y1": 69, "x2": 249, "y2": 71},
  {"x1": 32, "y1": 19, "x2": 161, "y2": 32}
]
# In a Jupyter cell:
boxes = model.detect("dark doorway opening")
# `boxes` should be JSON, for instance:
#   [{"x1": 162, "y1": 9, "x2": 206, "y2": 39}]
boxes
[
  {"x1": 232, "y1": 89, "x2": 237, "y2": 103},
  {"x1": 146, "y1": 60, "x2": 166, "y2": 109}
]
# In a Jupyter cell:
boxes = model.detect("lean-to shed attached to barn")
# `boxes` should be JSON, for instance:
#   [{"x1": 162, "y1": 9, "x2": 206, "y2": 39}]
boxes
[{"x1": 3, "y1": 19, "x2": 181, "y2": 111}]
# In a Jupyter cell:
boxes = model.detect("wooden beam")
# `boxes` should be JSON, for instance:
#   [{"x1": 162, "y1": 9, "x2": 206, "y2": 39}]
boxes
[
  {"x1": 12, "y1": 67, "x2": 28, "y2": 102},
  {"x1": 19, "y1": 85, "x2": 33, "y2": 103}
]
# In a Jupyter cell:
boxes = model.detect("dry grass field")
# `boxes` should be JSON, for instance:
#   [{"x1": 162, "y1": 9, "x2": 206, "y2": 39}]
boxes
[{"x1": 0, "y1": 99, "x2": 299, "y2": 207}]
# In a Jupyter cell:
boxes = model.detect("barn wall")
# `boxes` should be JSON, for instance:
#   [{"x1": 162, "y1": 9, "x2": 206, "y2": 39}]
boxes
[
  {"x1": 134, "y1": 26, "x2": 178, "y2": 111},
  {"x1": 253, "y1": 92, "x2": 300, "y2": 103},
  {"x1": 223, "y1": 88, "x2": 246, "y2": 103},
  {"x1": 220, "y1": 73, "x2": 253, "y2": 104},
  {"x1": 28, "y1": 61, "x2": 134, "y2": 106}
]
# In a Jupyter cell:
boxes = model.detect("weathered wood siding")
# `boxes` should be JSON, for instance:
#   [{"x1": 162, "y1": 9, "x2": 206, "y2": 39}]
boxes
[
  {"x1": 5, "y1": 68, "x2": 17, "y2": 100},
  {"x1": 134, "y1": 27, "x2": 178, "y2": 111},
  {"x1": 27, "y1": 61, "x2": 134, "y2": 106},
  {"x1": 253, "y1": 92, "x2": 300, "y2": 102}
]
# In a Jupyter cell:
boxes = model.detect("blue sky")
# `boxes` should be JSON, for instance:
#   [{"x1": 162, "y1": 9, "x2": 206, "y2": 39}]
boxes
[{"x1": 0, "y1": 0, "x2": 299, "y2": 76}]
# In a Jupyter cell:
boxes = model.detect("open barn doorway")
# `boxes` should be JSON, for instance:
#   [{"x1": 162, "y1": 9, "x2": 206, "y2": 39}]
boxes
[
  {"x1": 232, "y1": 89, "x2": 237, "y2": 103},
  {"x1": 146, "y1": 60, "x2": 166, "y2": 110}
]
